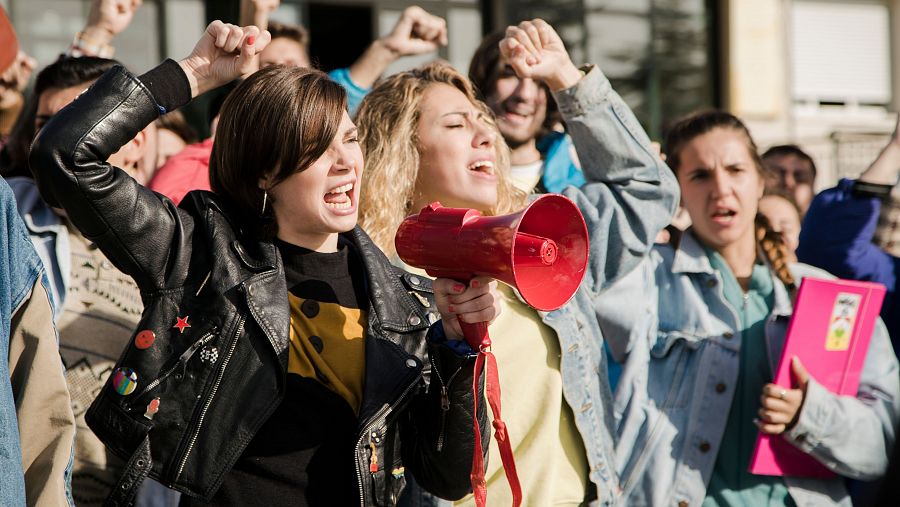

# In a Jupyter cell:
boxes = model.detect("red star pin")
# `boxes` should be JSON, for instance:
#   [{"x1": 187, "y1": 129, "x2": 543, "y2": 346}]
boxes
[{"x1": 173, "y1": 316, "x2": 191, "y2": 334}]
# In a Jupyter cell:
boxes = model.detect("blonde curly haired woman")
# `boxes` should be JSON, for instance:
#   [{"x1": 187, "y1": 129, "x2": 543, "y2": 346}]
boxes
[{"x1": 357, "y1": 19, "x2": 679, "y2": 506}]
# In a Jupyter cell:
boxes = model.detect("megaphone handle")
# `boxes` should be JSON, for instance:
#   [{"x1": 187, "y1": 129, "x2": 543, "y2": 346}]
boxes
[{"x1": 459, "y1": 321, "x2": 491, "y2": 351}]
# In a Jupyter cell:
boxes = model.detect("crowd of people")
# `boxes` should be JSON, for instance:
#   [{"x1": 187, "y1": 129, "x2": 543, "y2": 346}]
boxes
[{"x1": 0, "y1": 0, "x2": 898, "y2": 506}]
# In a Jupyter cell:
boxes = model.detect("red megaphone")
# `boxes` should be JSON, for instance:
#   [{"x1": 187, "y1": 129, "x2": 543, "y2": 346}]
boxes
[
  {"x1": 395, "y1": 193, "x2": 589, "y2": 346},
  {"x1": 395, "y1": 194, "x2": 589, "y2": 507}
]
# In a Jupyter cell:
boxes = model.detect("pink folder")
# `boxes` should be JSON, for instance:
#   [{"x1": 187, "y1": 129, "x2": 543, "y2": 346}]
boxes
[{"x1": 749, "y1": 277, "x2": 886, "y2": 477}]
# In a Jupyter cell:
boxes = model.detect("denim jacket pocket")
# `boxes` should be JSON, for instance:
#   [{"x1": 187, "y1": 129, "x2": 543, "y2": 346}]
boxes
[
  {"x1": 651, "y1": 330, "x2": 705, "y2": 358},
  {"x1": 648, "y1": 331, "x2": 704, "y2": 410}
]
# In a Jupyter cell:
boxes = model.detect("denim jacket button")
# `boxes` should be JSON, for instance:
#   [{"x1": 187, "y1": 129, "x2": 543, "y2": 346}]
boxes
[
  {"x1": 408, "y1": 315, "x2": 421, "y2": 326},
  {"x1": 715, "y1": 383, "x2": 726, "y2": 393},
  {"x1": 405, "y1": 358, "x2": 417, "y2": 368},
  {"x1": 409, "y1": 276, "x2": 420, "y2": 286},
  {"x1": 706, "y1": 278, "x2": 717, "y2": 288},
  {"x1": 722, "y1": 331, "x2": 734, "y2": 340},
  {"x1": 678, "y1": 501, "x2": 689, "y2": 507},
  {"x1": 699, "y1": 441, "x2": 711, "y2": 453}
]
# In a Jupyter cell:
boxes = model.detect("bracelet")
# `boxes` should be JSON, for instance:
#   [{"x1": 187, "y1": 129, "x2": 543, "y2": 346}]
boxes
[{"x1": 69, "y1": 31, "x2": 115, "y2": 58}]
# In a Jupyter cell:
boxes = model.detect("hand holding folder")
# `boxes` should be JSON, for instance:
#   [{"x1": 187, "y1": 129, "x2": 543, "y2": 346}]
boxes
[{"x1": 749, "y1": 277, "x2": 887, "y2": 478}]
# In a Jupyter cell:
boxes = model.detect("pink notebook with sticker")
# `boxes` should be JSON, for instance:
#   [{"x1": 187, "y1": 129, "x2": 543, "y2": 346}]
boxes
[{"x1": 749, "y1": 277, "x2": 886, "y2": 478}]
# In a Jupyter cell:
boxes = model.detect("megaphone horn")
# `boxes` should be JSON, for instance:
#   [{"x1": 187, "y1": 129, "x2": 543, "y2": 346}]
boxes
[{"x1": 394, "y1": 193, "x2": 590, "y2": 312}]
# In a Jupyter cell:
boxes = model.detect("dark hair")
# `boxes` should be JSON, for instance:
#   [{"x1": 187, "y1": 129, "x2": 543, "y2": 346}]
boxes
[
  {"x1": 663, "y1": 110, "x2": 767, "y2": 177},
  {"x1": 761, "y1": 144, "x2": 817, "y2": 179},
  {"x1": 155, "y1": 110, "x2": 198, "y2": 145},
  {"x1": 1, "y1": 56, "x2": 119, "y2": 178},
  {"x1": 468, "y1": 30, "x2": 561, "y2": 135},
  {"x1": 268, "y1": 21, "x2": 309, "y2": 48},
  {"x1": 209, "y1": 66, "x2": 347, "y2": 237},
  {"x1": 664, "y1": 110, "x2": 795, "y2": 289}
]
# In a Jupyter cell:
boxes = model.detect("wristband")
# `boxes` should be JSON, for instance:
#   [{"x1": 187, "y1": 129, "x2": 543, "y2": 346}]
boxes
[
  {"x1": 852, "y1": 180, "x2": 894, "y2": 199},
  {"x1": 69, "y1": 31, "x2": 115, "y2": 58}
]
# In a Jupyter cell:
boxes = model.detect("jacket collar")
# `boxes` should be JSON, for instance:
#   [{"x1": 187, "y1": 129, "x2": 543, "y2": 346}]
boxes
[
  {"x1": 6, "y1": 177, "x2": 65, "y2": 235},
  {"x1": 347, "y1": 226, "x2": 430, "y2": 333},
  {"x1": 673, "y1": 228, "x2": 794, "y2": 317},
  {"x1": 671, "y1": 229, "x2": 716, "y2": 275}
]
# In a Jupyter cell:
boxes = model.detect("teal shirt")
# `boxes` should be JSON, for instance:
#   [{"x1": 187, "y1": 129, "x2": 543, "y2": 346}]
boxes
[{"x1": 702, "y1": 251, "x2": 795, "y2": 507}]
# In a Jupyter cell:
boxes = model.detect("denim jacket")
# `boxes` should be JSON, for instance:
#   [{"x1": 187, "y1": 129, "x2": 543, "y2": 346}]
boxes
[
  {"x1": 7, "y1": 177, "x2": 69, "y2": 321},
  {"x1": 0, "y1": 177, "x2": 42, "y2": 505},
  {"x1": 400, "y1": 66, "x2": 678, "y2": 507},
  {"x1": 597, "y1": 230, "x2": 900, "y2": 506},
  {"x1": 548, "y1": 65, "x2": 678, "y2": 506}
]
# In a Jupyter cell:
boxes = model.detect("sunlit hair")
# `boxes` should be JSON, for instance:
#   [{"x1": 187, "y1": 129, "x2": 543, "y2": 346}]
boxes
[
  {"x1": 664, "y1": 110, "x2": 795, "y2": 289},
  {"x1": 356, "y1": 61, "x2": 527, "y2": 256},
  {"x1": 209, "y1": 65, "x2": 346, "y2": 238}
]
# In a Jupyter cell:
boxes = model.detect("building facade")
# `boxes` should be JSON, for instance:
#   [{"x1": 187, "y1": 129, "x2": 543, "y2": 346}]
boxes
[{"x1": 5, "y1": 0, "x2": 897, "y2": 187}]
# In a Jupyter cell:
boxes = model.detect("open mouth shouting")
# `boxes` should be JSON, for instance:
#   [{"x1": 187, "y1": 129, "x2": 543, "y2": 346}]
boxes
[
  {"x1": 468, "y1": 160, "x2": 497, "y2": 180},
  {"x1": 324, "y1": 181, "x2": 355, "y2": 212},
  {"x1": 710, "y1": 206, "x2": 738, "y2": 225}
]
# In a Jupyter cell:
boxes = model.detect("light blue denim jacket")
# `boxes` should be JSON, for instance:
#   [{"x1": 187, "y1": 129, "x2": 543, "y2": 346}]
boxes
[
  {"x1": 0, "y1": 177, "x2": 42, "y2": 506},
  {"x1": 400, "y1": 66, "x2": 678, "y2": 507},
  {"x1": 548, "y1": 65, "x2": 678, "y2": 506},
  {"x1": 597, "y1": 230, "x2": 900, "y2": 506},
  {"x1": 7, "y1": 177, "x2": 69, "y2": 321}
]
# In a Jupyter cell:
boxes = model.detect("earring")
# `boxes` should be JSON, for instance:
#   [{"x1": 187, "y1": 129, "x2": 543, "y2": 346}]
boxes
[{"x1": 261, "y1": 191, "x2": 268, "y2": 215}]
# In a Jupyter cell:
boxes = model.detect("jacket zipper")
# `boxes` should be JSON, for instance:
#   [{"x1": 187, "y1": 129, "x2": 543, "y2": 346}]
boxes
[
  {"x1": 430, "y1": 355, "x2": 464, "y2": 452},
  {"x1": 356, "y1": 372, "x2": 422, "y2": 507},
  {"x1": 175, "y1": 314, "x2": 245, "y2": 479},
  {"x1": 131, "y1": 328, "x2": 217, "y2": 403}
]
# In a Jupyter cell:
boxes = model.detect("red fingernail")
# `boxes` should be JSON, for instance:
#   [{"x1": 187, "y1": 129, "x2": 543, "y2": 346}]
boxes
[
  {"x1": 453, "y1": 283, "x2": 465, "y2": 293},
  {"x1": 247, "y1": 36, "x2": 256, "y2": 45},
  {"x1": 471, "y1": 280, "x2": 480, "y2": 288}
]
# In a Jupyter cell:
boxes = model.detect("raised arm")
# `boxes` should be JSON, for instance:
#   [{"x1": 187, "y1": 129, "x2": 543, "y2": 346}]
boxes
[
  {"x1": 500, "y1": 20, "x2": 679, "y2": 295},
  {"x1": 797, "y1": 116, "x2": 900, "y2": 286},
  {"x1": 331, "y1": 6, "x2": 446, "y2": 115},
  {"x1": 70, "y1": 0, "x2": 142, "y2": 58},
  {"x1": 30, "y1": 22, "x2": 271, "y2": 290}
]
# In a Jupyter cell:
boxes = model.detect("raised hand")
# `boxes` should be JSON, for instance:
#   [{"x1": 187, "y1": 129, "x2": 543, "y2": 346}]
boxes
[
  {"x1": 85, "y1": 0, "x2": 143, "y2": 39},
  {"x1": 240, "y1": 0, "x2": 281, "y2": 30},
  {"x1": 499, "y1": 19, "x2": 582, "y2": 92},
  {"x1": 381, "y1": 6, "x2": 448, "y2": 57},
  {"x1": 178, "y1": 21, "x2": 272, "y2": 98}
]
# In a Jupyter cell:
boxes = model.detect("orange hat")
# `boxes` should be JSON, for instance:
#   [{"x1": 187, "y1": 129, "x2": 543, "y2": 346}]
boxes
[{"x1": 0, "y1": 7, "x2": 18, "y2": 75}]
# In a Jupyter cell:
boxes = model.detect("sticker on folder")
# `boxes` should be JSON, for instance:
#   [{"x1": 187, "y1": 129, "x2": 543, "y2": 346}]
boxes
[{"x1": 826, "y1": 292, "x2": 860, "y2": 351}]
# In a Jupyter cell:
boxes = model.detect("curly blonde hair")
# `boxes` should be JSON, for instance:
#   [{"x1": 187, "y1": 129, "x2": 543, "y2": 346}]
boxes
[{"x1": 356, "y1": 61, "x2": 527, "y2": 256}]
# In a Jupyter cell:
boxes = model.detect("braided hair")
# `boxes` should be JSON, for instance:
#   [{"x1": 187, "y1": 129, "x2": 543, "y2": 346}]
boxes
[{"x1": 664, "y1": 110, "x2": 796, "y2": 290}]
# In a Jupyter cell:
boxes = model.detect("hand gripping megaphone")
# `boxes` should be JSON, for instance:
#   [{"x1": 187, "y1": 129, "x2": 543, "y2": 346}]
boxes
[{"x1": 395, "y1": 193, "x2": 589, "y2": 507}]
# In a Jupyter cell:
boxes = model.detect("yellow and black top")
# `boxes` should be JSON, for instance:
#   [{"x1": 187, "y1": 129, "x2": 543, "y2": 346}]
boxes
[{"x1": 211, "y1": 238, "x2": 369, "y2": 506}]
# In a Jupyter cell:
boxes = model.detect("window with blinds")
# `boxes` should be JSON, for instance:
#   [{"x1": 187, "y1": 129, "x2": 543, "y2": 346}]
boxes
[{"x1": 791, "y1": 0, "x2": 891, "y2": 106}]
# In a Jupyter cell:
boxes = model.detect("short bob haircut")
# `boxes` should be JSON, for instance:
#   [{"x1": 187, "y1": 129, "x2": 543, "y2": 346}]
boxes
[{"x1": 209, "y1": 65, "x2": 347, "y2": 234}]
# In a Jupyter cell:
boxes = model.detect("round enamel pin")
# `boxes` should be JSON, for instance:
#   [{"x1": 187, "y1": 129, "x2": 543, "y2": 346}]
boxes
[
  {"x1": 135, "y1": 330, "x2": 156, "y2": 350},
  {"x1": 111, "y1": 367, "x2": 139, "y2": 396}
]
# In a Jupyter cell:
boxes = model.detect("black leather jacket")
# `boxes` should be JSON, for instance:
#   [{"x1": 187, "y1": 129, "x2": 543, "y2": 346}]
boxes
[{"x1": 30, "y1": 66, "x2": 487, "y2": 505}]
